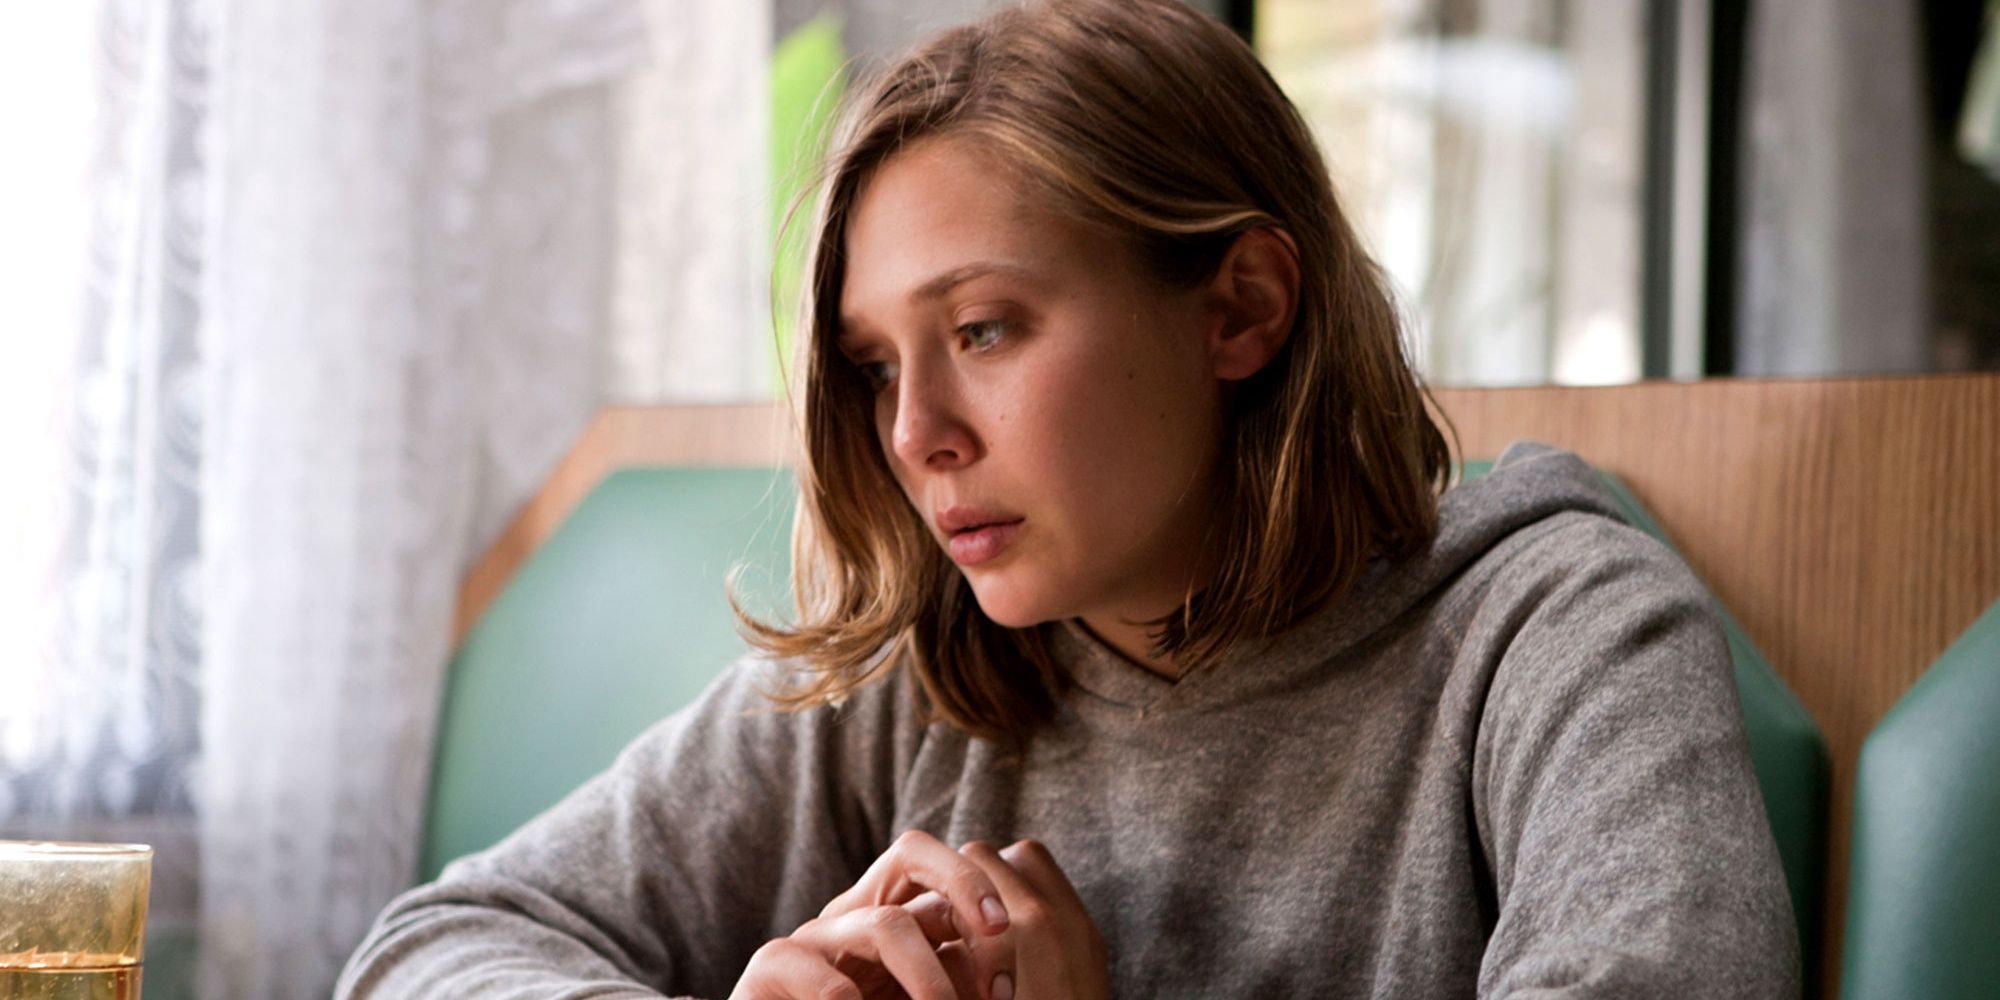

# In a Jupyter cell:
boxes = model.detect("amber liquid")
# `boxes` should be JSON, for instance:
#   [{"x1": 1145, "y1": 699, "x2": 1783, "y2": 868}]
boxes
[{"x1": 0, "y1": 955, "x2": 140, "y2": 1000}]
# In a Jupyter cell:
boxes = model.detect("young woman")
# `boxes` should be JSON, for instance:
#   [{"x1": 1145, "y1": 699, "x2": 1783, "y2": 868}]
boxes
[{"x1": 339, "y1": 1, "x2": 1798, "y2": 997}]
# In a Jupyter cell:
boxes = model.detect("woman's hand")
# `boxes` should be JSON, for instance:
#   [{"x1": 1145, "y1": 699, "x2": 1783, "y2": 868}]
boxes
[
  {"x1": 728, "y1": 891, "x2": 961, "y2": 1000},
  {"x1": 729, "y1": 832, "x2": 1106, "y2": 1000},
  {"x1": 730, "y1": 830, "x2": 1017, "y2": 1000},
  {"x1": 948, "y1": 840, "x2": 1108, "y2": 1000}
]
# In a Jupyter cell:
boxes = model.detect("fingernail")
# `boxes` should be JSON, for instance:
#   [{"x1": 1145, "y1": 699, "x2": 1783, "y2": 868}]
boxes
[
  {"x1": 991, "y1": 972, "x2": 1014, "y2": 1000},
  {"x1": 981, "y1": 895, "x2": 1008, "y2": 930}
]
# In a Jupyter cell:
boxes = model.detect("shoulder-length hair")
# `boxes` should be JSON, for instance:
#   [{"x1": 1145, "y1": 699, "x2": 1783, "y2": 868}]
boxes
[{"x1": 737, "y1": 0, "x2": 1454, "y2": 742}]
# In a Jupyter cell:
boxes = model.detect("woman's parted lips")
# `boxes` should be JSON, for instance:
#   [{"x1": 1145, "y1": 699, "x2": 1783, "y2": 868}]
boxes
[{"x1": 934, "y1": 505, "x2": 1025, "y2": 536}]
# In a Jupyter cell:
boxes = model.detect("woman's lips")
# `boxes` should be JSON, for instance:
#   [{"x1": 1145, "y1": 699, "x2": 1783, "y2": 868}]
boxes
[{"x1": 946, "y1": 519, "x2": 1024, "y2": 566}]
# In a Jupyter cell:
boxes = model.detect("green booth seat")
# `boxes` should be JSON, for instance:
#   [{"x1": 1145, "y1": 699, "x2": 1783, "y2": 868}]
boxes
[
  {"x1": 1458, "y1": 461, "x2": 1832, "y2": 982},
  {"x1": 420, "y1": 468, "x2": 797, "y2": 881},
  {"x1": 1841, "y1": 596, "x2": 2000, "y2": 999},
  {"x1": 422, "y1": 462, "x2": 1831, "y2": 979}
]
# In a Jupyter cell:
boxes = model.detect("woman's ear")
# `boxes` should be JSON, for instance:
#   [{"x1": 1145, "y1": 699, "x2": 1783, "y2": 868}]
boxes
[{"x1": 1205, "y1": 227, "x2": 1301, "y2": 382}]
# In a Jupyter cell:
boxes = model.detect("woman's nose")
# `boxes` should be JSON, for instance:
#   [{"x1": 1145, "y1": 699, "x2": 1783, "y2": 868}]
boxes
[{"x1": 887, "y1": 361, "x2": 979, "y2": 472}]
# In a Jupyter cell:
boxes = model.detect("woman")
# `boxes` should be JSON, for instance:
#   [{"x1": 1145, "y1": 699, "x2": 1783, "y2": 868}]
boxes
[{"x1": 339, "y1": 1, "x2": 1799, "y2": 997}]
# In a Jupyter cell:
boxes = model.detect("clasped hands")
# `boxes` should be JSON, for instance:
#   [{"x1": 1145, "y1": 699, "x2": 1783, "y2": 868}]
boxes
[{"x1": 730, "y1": 831, "x2": 1108, "y2": 1000}]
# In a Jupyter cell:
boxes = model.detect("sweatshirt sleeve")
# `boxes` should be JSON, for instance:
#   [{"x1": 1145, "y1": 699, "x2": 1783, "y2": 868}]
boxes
[
  {"x1": 1468, "y1": 515, "x2": 1801, "y2": 999},
  {"x1": 335, "y1": 654, "x2": 928, "y2": 1000}
]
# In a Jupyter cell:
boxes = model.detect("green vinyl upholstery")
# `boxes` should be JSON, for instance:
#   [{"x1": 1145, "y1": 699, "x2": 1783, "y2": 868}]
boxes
[
  {"x1": 423, "y1": 461, "x2": 1831, "y2": 975},
  {"x1": 420, "y1": 468, "x2": 796, "y2": 881},
  {"x1": 1841, "y1": 597, "x2": 2000, "y2": 999},
  {"x1": 1460, "y1": 461, "x2": 1830, "y2": 977}
]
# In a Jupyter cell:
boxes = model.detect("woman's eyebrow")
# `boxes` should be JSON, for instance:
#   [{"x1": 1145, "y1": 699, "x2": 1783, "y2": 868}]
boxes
[{"x1": 908, "y1": 260, "x2": 1037, "y2": 302}]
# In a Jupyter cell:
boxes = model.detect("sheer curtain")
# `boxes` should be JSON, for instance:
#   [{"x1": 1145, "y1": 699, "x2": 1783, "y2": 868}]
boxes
[
  {"x1": 0, "y1": 0, "x2": 206, "y2": 958},
  {"x1": 610, "y1": 0, "x2": 772, "y2": 403},
  {"x1": 200, "y1": 0, "x2": 685, "y2": 993},
  {"x1": 1, "y1": 0, "x2": 771, "y2": 997}
]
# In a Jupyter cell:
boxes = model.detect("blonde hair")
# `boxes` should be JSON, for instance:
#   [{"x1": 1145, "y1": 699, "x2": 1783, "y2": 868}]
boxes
[{"x1": 738, "y1": 0, "x2": 1454, "y2": 741}]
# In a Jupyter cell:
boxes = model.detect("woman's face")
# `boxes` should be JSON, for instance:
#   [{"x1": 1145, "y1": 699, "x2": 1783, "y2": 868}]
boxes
[{"x1": 837, "y1": 137, "x2": 1228, "y2": 644}]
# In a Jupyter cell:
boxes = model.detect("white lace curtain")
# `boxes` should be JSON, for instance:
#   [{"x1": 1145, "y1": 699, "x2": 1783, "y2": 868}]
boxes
[
  {"x1": 0, "y1": 0, "x2": 206, "y2": 949},
  {"x1": 0, "y1": 0, "x2": 770, "y2": 997}
]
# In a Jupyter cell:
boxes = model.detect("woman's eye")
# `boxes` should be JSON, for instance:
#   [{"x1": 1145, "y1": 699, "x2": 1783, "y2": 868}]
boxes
[
  {"x1": 856, "y1": 360, "x2": 897, "y2": 392},
  {"x1": 960, "y1": 319, "x2": 1009, "y2": 351}
]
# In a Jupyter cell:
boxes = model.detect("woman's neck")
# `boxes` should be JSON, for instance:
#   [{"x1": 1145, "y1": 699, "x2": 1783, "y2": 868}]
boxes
[{"x1": 1075, "y1": 613, "x2": 1187, "y2": 681}]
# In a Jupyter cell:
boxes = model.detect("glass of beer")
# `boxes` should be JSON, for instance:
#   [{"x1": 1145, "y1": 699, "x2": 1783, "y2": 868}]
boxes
[{"x1": 0, "y1": 841, "x2": 151, "y2": 1000}]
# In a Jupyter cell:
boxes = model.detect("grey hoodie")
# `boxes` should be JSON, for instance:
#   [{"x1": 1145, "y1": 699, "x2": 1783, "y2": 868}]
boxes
[{"x1": 337, "y1": 441, "x2": 1800, "y2": 998}]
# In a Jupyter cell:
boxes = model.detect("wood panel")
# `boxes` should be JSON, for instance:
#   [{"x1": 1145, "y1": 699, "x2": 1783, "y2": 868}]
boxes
[{"x1": 455, "y1": 375, "x2": 2000, "y2": 996}]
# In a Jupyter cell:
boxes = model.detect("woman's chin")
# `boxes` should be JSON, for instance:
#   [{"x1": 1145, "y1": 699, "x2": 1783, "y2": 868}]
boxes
[{"x1": 963, "y1": 578, "x2": 1063, "y2": 630}]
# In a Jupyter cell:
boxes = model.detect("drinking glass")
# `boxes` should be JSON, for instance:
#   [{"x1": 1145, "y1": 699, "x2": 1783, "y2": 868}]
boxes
[{"x1": 0, "y1": 841, "x2": 151, "y2": 1000}]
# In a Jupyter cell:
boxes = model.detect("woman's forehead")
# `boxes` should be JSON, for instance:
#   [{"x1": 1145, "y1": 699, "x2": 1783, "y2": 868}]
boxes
[
  {"x1": 845, "y1": 142, "x2": 1057, "y2": 272},
  {"x1": 838, "y1": 140, "x2": 1119, "y2": 327}
]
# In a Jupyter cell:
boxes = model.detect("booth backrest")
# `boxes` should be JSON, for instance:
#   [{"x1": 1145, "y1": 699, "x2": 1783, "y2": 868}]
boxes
[
  {"x1": 421, "y1": 469, "x2": 795, "y2": 881},
  {"x1": 1840, "y1": 598, "x2": 2000, "y2": 999}
]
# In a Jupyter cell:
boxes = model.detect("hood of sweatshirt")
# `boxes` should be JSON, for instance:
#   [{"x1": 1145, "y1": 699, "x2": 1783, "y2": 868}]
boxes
[{"x1": 1049, "y1": 439, "x2": 1630, "y2": 713}]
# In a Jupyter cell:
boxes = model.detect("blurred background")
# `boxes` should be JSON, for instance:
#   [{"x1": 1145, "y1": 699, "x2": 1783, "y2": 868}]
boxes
[{"x1": 0, "y1": 0, "x2": 1995, "y2": 997}]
